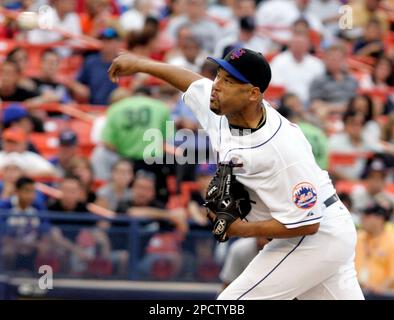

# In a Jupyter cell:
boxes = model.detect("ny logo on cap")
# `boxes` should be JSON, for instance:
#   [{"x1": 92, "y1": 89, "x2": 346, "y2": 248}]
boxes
[{"x1": 230, "y1": 48, "x2": 246, "y2": 60}]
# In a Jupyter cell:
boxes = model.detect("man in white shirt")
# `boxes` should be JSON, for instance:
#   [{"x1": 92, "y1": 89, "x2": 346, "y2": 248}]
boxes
[
  {"x1": 256, "y1": 0, "x2": 325, "y2": 43},
  {"x1": 0, "y1": 128, "x2": 57, "y2": 177},
  {"x1": 165, "y1": 0, "x2": 222, "y2": 53},
  {"x1": 270, "y1": 33, "x2": 324, "y2": 103},
  {"x1": 108, "y1": 47, "x2": 363, "y2": 299},
  {"x1": 214, "y1": 16, "x2": 274, "y2": 59},
  {"x1": 308, "y1": 0, "x2": 342, "y2": 39},
  {"x1": 27, "y1": 0, "x2": 81, "y2": 56}
]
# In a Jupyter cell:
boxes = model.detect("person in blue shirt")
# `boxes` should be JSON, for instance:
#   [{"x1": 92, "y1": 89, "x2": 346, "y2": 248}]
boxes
[
  {"x1": 0, "y1": 177, "x2": 49, "y2": 271},
  {"x1": 72, "y1": 28, "x2": 121, "y2": 105}
]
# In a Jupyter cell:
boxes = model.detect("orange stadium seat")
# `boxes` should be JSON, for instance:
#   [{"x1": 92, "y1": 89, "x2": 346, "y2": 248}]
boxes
[
  {"x1": 166, "y1": 181, "x2": 200, "y2": 209},
  {"x1": 29, "y1": 132, "x2": 59, "y2": 159},
  {"x1": 68, "y1": 119, "x2": 93, "y2": 145},
  {"x1": 328, "y1": 152, "x2": 374, "y2": 173},
  {"x1": 334, "y1": 180, "x2": 363, "y2": 194},
  {"x1": 384, "y1": 31, "x2": 394, "y2": 51},
  {"x1": 30, "y1": 131, "x2": 95, "y2": 159},
  {"x1": 358, "y1": 87, "x2": 394, "y2": 103},
  {"x1": 264, "y1": 85, "x2": 285, "y2": 104},
  {"x1": 385, "y1": 184, "x2": 394, "y2": 194}
]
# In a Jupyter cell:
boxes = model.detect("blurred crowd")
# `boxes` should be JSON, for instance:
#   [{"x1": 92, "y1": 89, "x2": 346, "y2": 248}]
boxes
[{"x1": 0, "y1": 0, "x2": 394, "y2": 296}]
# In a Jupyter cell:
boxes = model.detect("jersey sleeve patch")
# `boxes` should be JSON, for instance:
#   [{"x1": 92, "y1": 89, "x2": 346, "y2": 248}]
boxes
[{"x1": 292, "y1": 182, "x2": 317, "y2": 210}]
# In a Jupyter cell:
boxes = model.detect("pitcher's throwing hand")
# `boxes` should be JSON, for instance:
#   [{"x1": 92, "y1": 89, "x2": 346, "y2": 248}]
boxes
[{"x1": 108, "y1": 53, "x2": 143, "y2": 83}]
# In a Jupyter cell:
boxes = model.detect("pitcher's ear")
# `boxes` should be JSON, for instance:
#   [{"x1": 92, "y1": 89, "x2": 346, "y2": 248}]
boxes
[{"x1": 249, "y1": 86, "x2": 262, "y2": 101}]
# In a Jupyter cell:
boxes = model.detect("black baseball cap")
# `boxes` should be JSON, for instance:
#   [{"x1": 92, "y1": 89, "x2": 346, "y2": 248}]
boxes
[
  {"x1": 207, "y1": 48, "x2": 272, "y2": 93},
  {"x1": 240, "y1": 16, "x2": 256, "y2": 32},
  {"x1": 361, "y1": 154, "x2": 391, "y2": 178},
  {"x1": 59, "y1": 129, "x2": 78, "y2": 146}
]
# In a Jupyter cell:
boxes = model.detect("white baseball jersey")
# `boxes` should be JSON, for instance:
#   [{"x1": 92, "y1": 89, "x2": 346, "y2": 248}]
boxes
[
  {"x1": 183, "y1": 78, "x2": 364, "y2": 300},
  {"x1": 183, "y1": 78, "x2": 335, "y2": 227}
]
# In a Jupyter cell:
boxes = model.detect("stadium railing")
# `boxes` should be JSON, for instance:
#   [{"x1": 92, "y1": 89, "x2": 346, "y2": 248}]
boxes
[{"x1": 0, "y1": 210, "x2": 220, "y2": 283}]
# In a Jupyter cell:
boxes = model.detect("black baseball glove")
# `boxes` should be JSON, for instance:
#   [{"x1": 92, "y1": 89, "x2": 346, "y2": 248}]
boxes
[{"x1": 204, "y1": 162, "x2": 254, "y2": 242}]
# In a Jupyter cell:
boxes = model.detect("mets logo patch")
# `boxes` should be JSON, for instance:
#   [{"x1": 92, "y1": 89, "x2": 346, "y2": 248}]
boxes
[
  {"x1": 292, "y1": 182, "x2": 317, "y2": 209},
  {"x1": 230, "y1": 48, "x2": 246, "y2": 60}
]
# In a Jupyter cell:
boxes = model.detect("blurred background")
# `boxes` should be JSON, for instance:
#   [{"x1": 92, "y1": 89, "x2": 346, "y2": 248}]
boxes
[{"x1": 0, "y1": 0, "x2": 394, "y2": 300}]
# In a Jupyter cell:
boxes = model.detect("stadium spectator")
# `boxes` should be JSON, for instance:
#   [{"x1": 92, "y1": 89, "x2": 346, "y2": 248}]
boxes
[
  {"x1": 382, "y1": 114, "x2": 394, "y2": 150},
  {"x1": 160, "y1": 0, "x2": 187, "y2": 29},
  {"x1": 165, "y1": 23, "x2": 194, "y2": 61},
  {"x1": 256, "y1": 0, "x2": 324, "y2": 44},
  {"x1": 119, "y1": 0, "x2": 153, "y2": 32},
  {"x1": 96, "y1": 159, "x2": 134, "y2": 212},
  {"x1": 49, "y1": 130, "x2": 80, "y2": 177},
  {"x1": 167, "y1": 33, "x2": 205, "y2": 72},
  {"x1": 0, "y1": 176, "x2": 46, "y2": 211},
  {"x1": 348, "y1": 0, "x2": 389, "y2": 39},
  {"x1": 208, "y1": 0, "x2": 236, "y2": 21},
  {"x1": 0, "y1": 60, "x2": 57, "y2": 122},
  {"x1": 70, "y1": 28, "x2": 120, "y2": 105},
  {"x1": 355, "y1": 200, "x2": 394, "y2": 295},
  {"x1": 351, "y1": 156, "x2": 394, "y2": 219},
  {"x1": 0, "y1": 128, "x2": 57, "y2": 177},
  {"x1": 6, "y1": 47, "x2": 36, "y2": 91},
  {"x1": 0, "y1": 177, "x2": 48, "y2": 271},
  {"x1": 0, "y1": 153, "x2": 25, "y2": 200},
  {"x1": 0, "y1": 60, "x2": 39, "y2": 102},
  {"x1": 126, "y1": 20, "x2": 160, "y2": 59},
  {"x1": 215, "y1": 0, "x2": 257, "y2": 38},
  {"x1": 270, "y1": 32, "x2": 324, "y2": 103},
  {"x1": 47, "y1": 175, "x2": 88, "y2": 213},
  {"x1": 124, "y1": 170, "x2": 165, "y2": 211},
  {"x1": 0, "y1": 152, "x2": 46, "y2": 203},
  {"x1": 328, "y1": 110, "x2": 381, "y2": 180},
  {"x1": 214, "y1": 16, "x2": 273, "y2": 59},
  {"x1": 126, "y1": 170, "x2": 188, "y2": 234},
  {"x1": 345, "y1": 94, "x2": 382, "y2": 146},
  {"x1": 99, "y1": 86, "x2": 171, "y2": 202},
  {"x1": 165, "y1": 0, "x2": 222, "y2": 53},
  {"x1": 353, "y1": 18, "x2": 385, "y2": 59},
  {"x1": 289, "y1": 18, "x2": 321, "y2": 53},
  {"x1": 309, "y1": 44, "x2": 358, "y2": 119},
  {"x1": 32, "y1": 49, "x2": 73, "y2": 104},
  {"x1": 1, "y1": 103, "x2": 39, "y2": 153},
  {"x1": 67, "y1": 156, "x2": 97, "y2": 203},
  {"x1": 26, "y1": 0, "x2": 82, "y2": 50},
  {"x1": 307, "y1": 0, "x2": 341, "y2": 40},
  {"x1": 2, "y1": 103, "x2": 32, "y2": 132},
  {"x1": 359, "y1": 56, "x2": 394, "y2": 90},
  {"x1": 80, "y1": 0, "x2": 124, "y2": 38}
]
